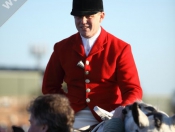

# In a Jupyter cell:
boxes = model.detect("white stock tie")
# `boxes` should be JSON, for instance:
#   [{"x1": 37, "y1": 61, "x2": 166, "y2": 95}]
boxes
[{"x1": 86, "y1": 39, "x2": 90, "y2": 56}]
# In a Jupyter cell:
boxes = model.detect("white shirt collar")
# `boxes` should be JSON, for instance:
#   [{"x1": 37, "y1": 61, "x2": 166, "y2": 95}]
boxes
[{"x1": 80, "y1": 27, "x2": 101, "y2": 48}]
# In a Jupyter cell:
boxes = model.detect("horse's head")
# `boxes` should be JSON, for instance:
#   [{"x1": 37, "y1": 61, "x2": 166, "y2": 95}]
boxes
[{"x1": 123, "y1": 101, "x2": 175, "y2": 132}]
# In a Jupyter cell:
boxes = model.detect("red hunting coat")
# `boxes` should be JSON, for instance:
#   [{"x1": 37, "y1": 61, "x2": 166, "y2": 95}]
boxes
[{"x1": 42, "y1": 27, "x2": 143, "y2": 121}]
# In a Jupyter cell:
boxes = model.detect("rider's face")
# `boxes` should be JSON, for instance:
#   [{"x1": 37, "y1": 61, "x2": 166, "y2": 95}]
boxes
[{"x1": 74, "y1": 12, "x2": 105, "y2": 38}]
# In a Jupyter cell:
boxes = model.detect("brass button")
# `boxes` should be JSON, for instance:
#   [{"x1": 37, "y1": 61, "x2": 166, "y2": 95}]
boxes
[
  {"x1": 86, "y1": 88, "x2": 91, "y2": 93},
  {"x1": 85, "y1": 71, "x2": 89, "y2": 75},
  {"x1": 85, "y1": 79, "x2": 90, "y2": 83},
  {"x1": 86, "y1": 60, "x2": 89, "y2": 65},
  {"x1": 86, "y1": 98, "x2": 90, "y2": 103}
]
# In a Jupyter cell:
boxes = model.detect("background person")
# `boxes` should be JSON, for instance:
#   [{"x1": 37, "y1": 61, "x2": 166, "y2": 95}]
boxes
[{"x1": 27, "y1": 94, "x2": 74, "y2": 132}]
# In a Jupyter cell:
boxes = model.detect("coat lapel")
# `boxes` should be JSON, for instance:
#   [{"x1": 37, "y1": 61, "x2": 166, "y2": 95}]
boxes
[
  {"x1": 88, "y1": 28, "x2": 107, "y2": 56},
  {"x1": 72, "y1": 33, "x2": 86, "y2": 57}
]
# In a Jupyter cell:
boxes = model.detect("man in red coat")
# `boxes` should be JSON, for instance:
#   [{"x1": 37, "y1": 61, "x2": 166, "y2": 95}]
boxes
[{"x1": 42, "y1": 0, "x2": 142, "y2": 130}]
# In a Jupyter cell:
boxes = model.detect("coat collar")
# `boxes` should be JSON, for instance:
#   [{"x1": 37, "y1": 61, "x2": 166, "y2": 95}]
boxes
[{"x1": 72, "y1": 27, "x2": 107, "y2": 57}]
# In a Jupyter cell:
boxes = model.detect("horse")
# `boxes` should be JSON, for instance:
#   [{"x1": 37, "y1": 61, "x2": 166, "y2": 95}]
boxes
[
  {"x1": 75, "y1": 101, "x2": 175, "y2": 132},
  {"x1": 123, "y1": 101, "x2": 175, "y2": 132}
]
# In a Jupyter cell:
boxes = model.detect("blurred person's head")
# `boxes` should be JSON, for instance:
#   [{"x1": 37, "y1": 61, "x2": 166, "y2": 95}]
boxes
[{"x1": 27, "y1": 94, "x2": 74, "y2": 132}]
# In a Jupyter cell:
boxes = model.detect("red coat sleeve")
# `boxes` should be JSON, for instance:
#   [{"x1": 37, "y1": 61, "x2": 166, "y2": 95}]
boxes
[
  {"x1": 116, "y1": 44, "x2": 142, "y2": 106},
  {"x1": 42, "y1": 44, "x2": 65, "y2": 94}
]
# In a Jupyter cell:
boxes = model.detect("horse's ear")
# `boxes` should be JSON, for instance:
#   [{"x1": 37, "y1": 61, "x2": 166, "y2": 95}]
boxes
[{"x1": 132, "y1": 102, "x2": 149, "y2": 128}]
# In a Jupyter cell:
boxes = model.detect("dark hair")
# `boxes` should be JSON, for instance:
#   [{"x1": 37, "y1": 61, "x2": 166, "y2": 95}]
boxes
[{"x1": 27, "y1": 94, "x2": 74, "y2": 132}]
